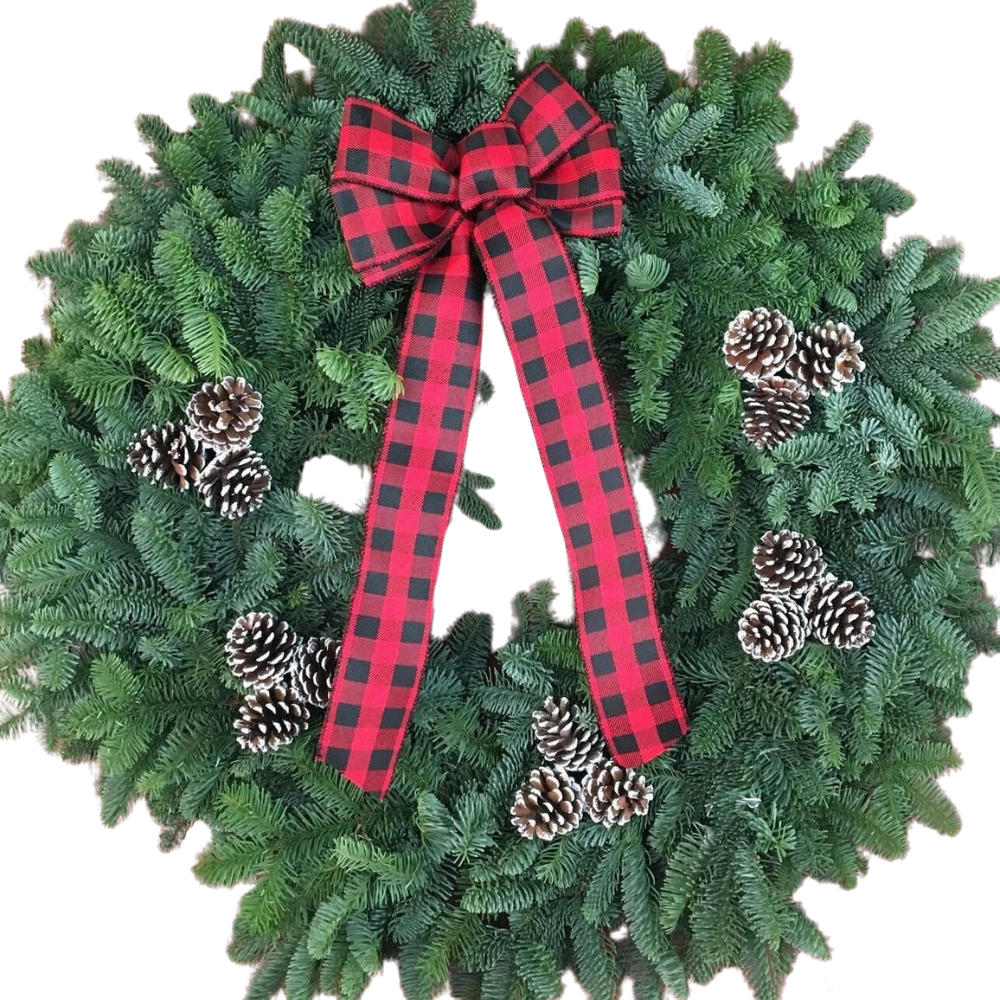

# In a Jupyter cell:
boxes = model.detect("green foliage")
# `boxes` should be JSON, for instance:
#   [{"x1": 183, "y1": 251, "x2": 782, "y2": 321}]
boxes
[
  {"x1": 456, "y1": 469, "x2": 502, "y2": 530},
  {"x1": 2, "y1": 4, "x2": 998, "y2": 1000}
]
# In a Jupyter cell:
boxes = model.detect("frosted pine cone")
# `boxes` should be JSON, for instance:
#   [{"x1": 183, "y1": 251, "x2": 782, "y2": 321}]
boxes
[
  {"x1": 290, "y1": 637, "x2": 336, "y2": 708},
  {"x1": 197, "y1": 449, "x2": 271, "y2": 519},
  {"x1": 752, "y1": 529, "x2": 827, "y2": 599},
  {"x1": 226, "y1": 612, "x2": 298, "y2": 688},
  {"x1": 803, "y1": 574, "x2": 875, "y2": 649},
  {"x1": 532, "y1": 696, "x2": 605, "y2": 772},
  {"x1": 787, "y1": 320, "x2": 865, "y2": 395},
  {"x1": 234, "y1": 683, "x2": 310, "y2": 752},
  {"x1": 723, "y1": 307, "x2": 797, "y2": 380},
  {"x1": 582, "y1": 759, "x2": 653, "y2": 827},
  {"x1": 186, "y1": 376, "x2": 263, "y2": 453},
  {"x1": 737, "y1": 593, "x2": 810, "y2": 663},
  {"x1": 510, "y1": 766, "x2": 584, "y2": 841},
  {"x1": 126, "y1": 421, "x2": 205, "y2": 491},
  {"x1": 742, "y1": 376, "x2": 811, "y2": 449}
]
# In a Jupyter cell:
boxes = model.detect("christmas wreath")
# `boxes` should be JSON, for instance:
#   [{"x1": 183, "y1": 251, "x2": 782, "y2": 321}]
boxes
[{"x1": 3, "y1": 3, "x2": 1000, "y2": 999}]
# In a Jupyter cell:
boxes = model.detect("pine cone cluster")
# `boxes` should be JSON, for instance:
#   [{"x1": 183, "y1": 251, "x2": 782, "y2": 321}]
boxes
[
  {"x1": 512, "y1": 696, "x2": 654, "y2": 838},
  {"x1": 125, "y1": 376, "x2": 271, "y2": 519},
  {"x1": 226, "y1": 611, "x2": 338, "y2": 754},
  {"x1": 738, "y1": 530, "x2": 875, "y2": 663},
  {"x1": 723, "y1": 308, "x2": 865, "y2": 450}
]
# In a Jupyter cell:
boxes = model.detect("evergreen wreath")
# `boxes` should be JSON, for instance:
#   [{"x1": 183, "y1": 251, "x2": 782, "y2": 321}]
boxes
[{"x1": 2, "y1": 3, "x2": 999, "y2": 999}]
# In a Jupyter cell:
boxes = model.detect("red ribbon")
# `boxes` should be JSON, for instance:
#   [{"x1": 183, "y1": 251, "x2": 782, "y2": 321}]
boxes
[{"x1": 315, "y1": 64, "x2": 688, "y2": 797}]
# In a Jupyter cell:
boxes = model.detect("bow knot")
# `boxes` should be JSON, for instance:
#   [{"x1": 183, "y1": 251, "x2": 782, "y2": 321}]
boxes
[
  {"x1": 317, "y1": 64, "x2": 688, "y2": 798},
  {"x1": 456, "y1": 122, "x2": 531, "y2": 214}
]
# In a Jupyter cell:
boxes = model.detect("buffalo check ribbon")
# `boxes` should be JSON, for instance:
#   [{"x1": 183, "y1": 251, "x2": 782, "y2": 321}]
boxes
[{"x1": 315, "y1": 63, "x2": 689, "y2": 797}]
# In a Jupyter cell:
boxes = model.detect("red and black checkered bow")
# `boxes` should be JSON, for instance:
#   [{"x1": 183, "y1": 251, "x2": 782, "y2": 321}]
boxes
[{"x1": 315, "y1": 63, "x2": 689, "y2": 797}]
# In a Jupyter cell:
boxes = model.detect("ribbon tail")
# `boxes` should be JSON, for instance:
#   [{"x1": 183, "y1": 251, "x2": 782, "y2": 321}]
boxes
[
  {"x1": 473, "y1": 201, "x2": 689, "y2": 768},
  {"x1": 314, "y1": 220, "x2": 485, "y2": 798}
]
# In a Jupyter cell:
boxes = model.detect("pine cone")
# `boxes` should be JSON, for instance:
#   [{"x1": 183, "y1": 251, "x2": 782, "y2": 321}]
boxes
[
  {"x1": 752, "y1": 529, "x2": 827, "y2": 599},
  {"x1": 226, "y1": 612, "x2": 298, "y2": 687},
  {"x1": 186, "y1": 376, "x2": 263, "y2": 453},
  {"x1": 197, "y1": 449, "x2": 272, "y2": 519},
  {"x1": 737, "y1": 593, "x2": 810, "y2": 663},
  {"x1": 126, "y1": 421, "x2": 205, "y2": 491},
  {"x1": 510, "y1": 766, "x2": 584, "y2": 841},
  {"x1": 532, "y1": 696, "x2": 605, "y2": 772},
  {"x1": 723, "y1": 307, "x2": 797, "y2": 381},
  {"x1": 290, "y1": 637, "x2": 336, "y2": 708},
  {"x1": 234, "y1": 683, "x2": 310, "y2": 752},
  {"x1": 787, "y1": 320, "x2": 865, "y2": 395},
  {"x1": 742, "y1": 375, "x2": 811, "y2": 450},
  {"x1": 582, "y1": 759, "x2": 654, "y2": 827},
  {"x1": 803, "y1": 574, "x2": 875, "y2": 649}
]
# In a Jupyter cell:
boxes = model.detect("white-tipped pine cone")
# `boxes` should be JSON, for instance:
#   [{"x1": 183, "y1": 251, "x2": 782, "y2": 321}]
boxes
[
  {"x1": 582, "y1": 759, "x2": 653, "y2": 827},
  {"x1": 126, "y1": 421, "x2": 205, "y2": 491},
  {"x1": 737, "y1": 593, "x2": 810, "y2": 663},
  {"x1": 186, "y1": 375, "x2": 264, "y2": 453},
  {"x1": 290, "y1": 637, "x2": 336, "y2": 708},
  {"x1": 510, "y1": 766, "x2": 584, "y2": 841},
  {"x1": 787, "y1": 320, "x2": 865, "y2": 395},
  {"x1": 532, "y1": 696, "x2": 605, "y2": 772},
  {"x1": 234, "y1": 683, "x2": 310, "y2": 752},
  {"x1": 197, "y1": 448, "x2": 272, "y2": 519},
  {"x1": 752, "y1": 529, "x2": 827, "y2": 599},
  {"x1": 741, "y1": 375, "x2": 811, "y2": 450},
  {"x1": 226, "y1": 612, "x2": 299, "y2": 688},
  {"x1": 724, "y1": 307, "x2": 797, "y2": 381},
  {"x1": 803, "y1": 574, "x2": 875, "y2": 649}
]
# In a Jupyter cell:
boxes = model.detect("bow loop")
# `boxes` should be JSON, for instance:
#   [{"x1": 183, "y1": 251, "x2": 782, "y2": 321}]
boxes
[
  {"x1": 507, "y1": 65, "x2": 603, "y2": 176},
  {"x1": 331, "y1": 183, "x2": 462, "y2": 286},
  {"x1": 336, "y1": 99, "x2": 458, "y2": 202},
  {"x1": 530, "y1": 123, "x2": 625, "y2": 237}
]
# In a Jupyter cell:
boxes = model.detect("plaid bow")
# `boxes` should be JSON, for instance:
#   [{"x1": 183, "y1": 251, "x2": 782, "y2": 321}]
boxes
[{"x1": 315, "y1": 64, "x2": 689, "y2": 797}]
